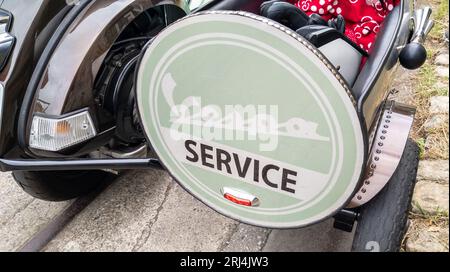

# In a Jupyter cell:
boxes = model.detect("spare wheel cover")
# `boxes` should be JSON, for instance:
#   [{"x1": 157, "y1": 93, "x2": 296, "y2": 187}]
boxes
[{"x1": 135, "y1": 11, "x2": 365, "y2": 228}]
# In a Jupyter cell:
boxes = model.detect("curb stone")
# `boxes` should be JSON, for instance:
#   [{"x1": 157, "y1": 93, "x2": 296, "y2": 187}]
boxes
[
  {"x1": 417, "y1": 160, "x2": 449, "y2": 184},
  {"x1": 412, "y1": 181, "x2": 449, "y2": 215}
]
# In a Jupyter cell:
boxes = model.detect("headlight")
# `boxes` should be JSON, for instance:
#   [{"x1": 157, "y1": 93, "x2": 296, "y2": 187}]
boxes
[{"x1": 29, "y1": 110, "x2": 97, "y2": 151}]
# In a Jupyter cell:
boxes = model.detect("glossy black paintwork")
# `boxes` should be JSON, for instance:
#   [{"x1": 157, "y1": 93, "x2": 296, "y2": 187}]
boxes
[
  {"x1": 31, "y1": 1, "x2": 174, "y2": 116},
  {"x1": 1, "y1": 0, "x2": 186, "y2": 157},
  {"x1": 0, "y1": 0, "x2": 70, "y2": 155},
  {"x1": 0, "y1": 34, "x2": 14, "y2": 72},
  {"x1": 354, "y1": 1, "x2": 412, "y2": 131},
  {"x1": 19, "y1": 1, "x2": 187, "y2": 158}
]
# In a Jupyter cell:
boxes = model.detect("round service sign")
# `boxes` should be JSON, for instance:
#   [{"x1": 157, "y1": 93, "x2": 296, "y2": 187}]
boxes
[{"x1": 136, "y1": 11, "x2": 365, "y2": 228}]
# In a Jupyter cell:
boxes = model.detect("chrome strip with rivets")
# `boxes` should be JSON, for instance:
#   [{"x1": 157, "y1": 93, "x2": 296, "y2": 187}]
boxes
[{"x1": 348, "y1": 100, "x2": 415, "y2": 208}]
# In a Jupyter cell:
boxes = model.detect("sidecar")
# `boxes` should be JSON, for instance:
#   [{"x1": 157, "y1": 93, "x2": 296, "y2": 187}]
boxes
[{"x1": 0, "y1": 0, "x2": 433, "y2": 251}]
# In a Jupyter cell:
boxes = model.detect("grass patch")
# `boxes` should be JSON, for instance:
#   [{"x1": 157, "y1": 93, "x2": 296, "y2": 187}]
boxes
[
  {"x1": 428, "y1": 0, "x2": 449, "y2": 42},
  {"x1": 416, "y1": 137, "x2": 426, "y2": 159},
  {"x1": 416, "y1": 55, "x2": 448, "y2": 97},
  {"x1": 412, "y1": 201, "x2": 449, "y2": 226},
  {"x1": 403, "y1": 213, "x2": 449, "y2": 252}
]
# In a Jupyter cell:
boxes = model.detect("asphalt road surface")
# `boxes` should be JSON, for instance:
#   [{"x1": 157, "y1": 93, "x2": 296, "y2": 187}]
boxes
[{"x1": 0, "y1": 169, "x2": 354, "y2": 252}]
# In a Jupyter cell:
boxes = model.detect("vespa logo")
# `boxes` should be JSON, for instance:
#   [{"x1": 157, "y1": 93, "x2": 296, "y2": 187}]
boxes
[
  {"x1": 163, "y1": 73, "x2": 329, "y2": 152},
  {"x1": 160, "y1": 72, "x2": 332, "y2": 198}
]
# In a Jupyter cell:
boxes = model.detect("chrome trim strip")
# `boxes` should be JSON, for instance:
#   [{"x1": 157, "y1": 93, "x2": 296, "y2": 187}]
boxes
[
  {"x1": 348, "y1": 101, "x2": 415, "y2": 208},
  {"x1": 0, "y1": 157, "x2": 162, "y2": 172},
  {"x1": 0, "y1": 7, "x2": 13, "y2": 33},
  {"x1": 100, "y1": 144, "x2": 148, "y2": 159}
]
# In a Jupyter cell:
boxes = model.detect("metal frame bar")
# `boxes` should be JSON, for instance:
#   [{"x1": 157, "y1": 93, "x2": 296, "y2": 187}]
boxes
[{"x1": 0, "y1": 157, "x2": 163, "y2": 172}]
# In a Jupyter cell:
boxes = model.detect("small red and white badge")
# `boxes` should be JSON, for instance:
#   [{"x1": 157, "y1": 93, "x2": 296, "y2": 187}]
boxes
[{"x1": 222, "y1": 187, "x2": 260, "y2": 207}]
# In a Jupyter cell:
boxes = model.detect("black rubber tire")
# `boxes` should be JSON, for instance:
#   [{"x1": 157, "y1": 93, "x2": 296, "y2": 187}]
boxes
[
  {"x1": 351, "y1": 139, "x2": 419, "y2": 252},
  {"x1": 12, "y1": 170, "x2": 111, "y2": 201}
]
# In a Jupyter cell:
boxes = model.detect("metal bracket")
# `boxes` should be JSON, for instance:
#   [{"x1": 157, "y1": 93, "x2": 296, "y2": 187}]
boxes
[
  {"x1": 333, "y1": 209, "x2": 358, "y2": 232},
  {"x1": 348, "y1": 101, "x2": 415, "y2": 208}
]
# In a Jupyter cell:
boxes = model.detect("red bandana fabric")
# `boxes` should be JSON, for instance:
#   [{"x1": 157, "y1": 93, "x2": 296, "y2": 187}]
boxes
[{"x1": 289, "y1": 0, "x2": 400, "y2": 52}]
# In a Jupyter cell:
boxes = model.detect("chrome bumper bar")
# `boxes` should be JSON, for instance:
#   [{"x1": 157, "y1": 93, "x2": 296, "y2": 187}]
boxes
[{"x1": 0, "y1": 157, "x2": 163, "y2": 172}]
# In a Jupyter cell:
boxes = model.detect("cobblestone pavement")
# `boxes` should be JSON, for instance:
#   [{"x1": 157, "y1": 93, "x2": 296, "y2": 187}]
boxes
[{"x1": 405, "y1": 48, "x2": 449, "y2": 252}]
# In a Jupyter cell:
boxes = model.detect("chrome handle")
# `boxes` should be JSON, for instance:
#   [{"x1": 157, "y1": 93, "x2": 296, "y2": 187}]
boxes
[{"x1": 411, "y1": 6, "x2": 434, "y2": 44}]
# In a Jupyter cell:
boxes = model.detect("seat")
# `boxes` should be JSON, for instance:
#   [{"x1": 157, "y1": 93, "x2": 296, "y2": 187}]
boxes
[
  {"x1": 296, "y1": 25, "x2": 368, "y2": 86},
  {"x1": 260, "y1": 1, "x2": 366, "y2": 86}
]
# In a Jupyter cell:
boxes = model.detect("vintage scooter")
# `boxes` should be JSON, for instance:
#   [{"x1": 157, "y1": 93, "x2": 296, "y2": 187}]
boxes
[{"x1": 0, "y1": 0, "x2": 434, "y2": 251}]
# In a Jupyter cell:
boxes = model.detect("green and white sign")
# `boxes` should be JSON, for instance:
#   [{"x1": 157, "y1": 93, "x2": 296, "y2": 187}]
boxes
[{"x1": 136, "y1": 12, "x2": 365, "y2": 228}]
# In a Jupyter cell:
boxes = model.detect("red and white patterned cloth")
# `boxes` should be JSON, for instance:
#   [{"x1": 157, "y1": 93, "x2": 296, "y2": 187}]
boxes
[{"x1": 288, "y1": 0, "x2": 400, "y2": 52}]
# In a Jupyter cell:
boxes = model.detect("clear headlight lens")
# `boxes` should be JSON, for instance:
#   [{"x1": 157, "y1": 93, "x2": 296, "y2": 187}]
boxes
[{"x1": 29, "y1": 111, "x2": 97, "y2": 151}]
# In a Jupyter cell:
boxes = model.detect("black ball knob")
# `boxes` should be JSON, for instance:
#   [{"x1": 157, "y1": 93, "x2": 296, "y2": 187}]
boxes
[{"x1": 399, "y1": 42, "x2": 427, "y2": 70}]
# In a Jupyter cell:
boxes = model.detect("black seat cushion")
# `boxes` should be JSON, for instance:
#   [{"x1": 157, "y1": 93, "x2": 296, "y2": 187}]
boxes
[
  {"x1": 296, "y1": 25, "x2": 368, "y2": 56},
  {"x1": 260, "y1": 0, "x2": 310, "y2": 31}
]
